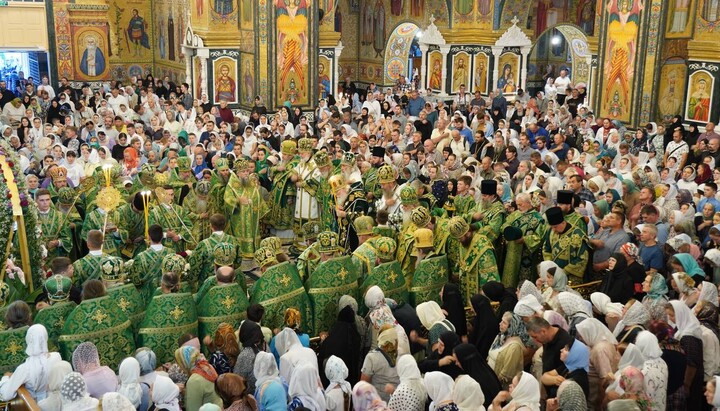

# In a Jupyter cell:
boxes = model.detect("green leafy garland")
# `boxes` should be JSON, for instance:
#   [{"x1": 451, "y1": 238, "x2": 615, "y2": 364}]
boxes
[{"x1": 0, "y1": 139, "x2": 44, "y2": 298}]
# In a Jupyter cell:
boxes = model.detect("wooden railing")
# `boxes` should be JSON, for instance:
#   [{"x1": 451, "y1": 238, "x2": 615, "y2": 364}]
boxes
[{"x1": 0, "y1": 386, "x2": 40, "y2": 411}]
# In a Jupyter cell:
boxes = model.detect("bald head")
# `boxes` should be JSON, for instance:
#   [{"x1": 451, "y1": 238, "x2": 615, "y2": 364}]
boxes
[{"x1": 215, "y1": 266, "x2": 235, "y2": 284}]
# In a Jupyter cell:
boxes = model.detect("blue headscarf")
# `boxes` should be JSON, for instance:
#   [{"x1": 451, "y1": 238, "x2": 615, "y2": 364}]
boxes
[
  {"x1": 673, "y1": 253, "x2": 706, "y2": 278},
  {"x1": 500, "y1": 182, "x2": 513, "y2": 204},
  {"x1": 564, "y1": 339, "x2": 590, "y2": 373},
  {"x1": 606, "y1": 189, "x2": 621, "y2": 206},
  {"x1": 646, "y1": 272, "x2": 669, "y2": 300}
]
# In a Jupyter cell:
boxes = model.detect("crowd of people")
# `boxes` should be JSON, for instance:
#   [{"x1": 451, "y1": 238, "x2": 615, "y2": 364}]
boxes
[{"x1": 0, "y1": 70, "x2": 719, "y2": 411}]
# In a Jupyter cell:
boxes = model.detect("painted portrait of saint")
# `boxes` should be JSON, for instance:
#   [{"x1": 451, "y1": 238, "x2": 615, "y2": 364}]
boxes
[
  {"x1": 127, "y1": 8, "x2": 150, "y2": 57},
  {"x1": 427, "y1": 51, "x2": 443, "y2": 92},
  {"x1": 686, "y1": 71, "x2": 713, "y2": 123},
  {"x1": 319, "y1": 56, "x2": 332, "y2": 99},
  {"x1": 474, "y1": 53, "x2": 488, "y2": 94},
  {"x1": 276, "y1": 0, "x2": 310, "y2": 105},
  {"x1": 79, "y1": 35, "x2": 106, "y2": 78},
  {"x1": 658, "y1": 62, "x2": 686, "y2": 121},
  {"x1": 497, "y1": 53, "x2": 520, "y2": 93},
  {"x1": 452, "y1": 53, "x2": 469, "y2": 92},
  {"x1": 242, "y1": 55, "x2": 254, "y2": 105},
  {"x1": 213, "y1": 57, "x2": 238, "y2": 103}
]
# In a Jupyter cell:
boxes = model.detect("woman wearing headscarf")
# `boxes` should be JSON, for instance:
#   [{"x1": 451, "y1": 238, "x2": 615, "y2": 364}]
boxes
[
  {"x1": 423, "y1": 371, "x2": 459, "y2": 411},
  {"x1": 121, "y1": 146, "x2": 140, "y2": 177},
  {"x1": 468, "y1": 293, "x2": 500, "y2": 359},
  {"x1": 489, "y1": 371, "x2": 541, "y2": 411},
  {"x1": 117, "y1": 357, "x2": 150, "y2": 411},
  {"x1": 557, "y1": 291, "x2": 591, "y2": 338},
  {"x1": 207, "y1": 323, "x2": 240, "y2": 375},
  {"x1": 325, "y1": 356, "x2": 352, "y2": 411},
  {"x1": 605, "y1": 188, "x2": 621, "y2": 208},
  {"x1": 613, "y1": 300, "x2": 650, "y2": 345},
  {"x1": 100, "y1": 392, "x2": 137, "y2": 411},
  {"x1": 352, "y1": 381, "x2": 391, "y2": 411},
  {"x1": 641, "y1": 273, "x2": 669, "y2": 322},
  {"x1": 576, "y1": 318, "x2": 620, "y2": 410},
  {"x1": 621, "y1": 180, "x2": 641, "y2": 213},
  {"x1": 671, "y1": 271, "x2": 700, "y2": 306},
  {"x1": 361, "y1": 326, "x2": 400, "y2": 402},
  {"x1": 440, "y1": 283, "x2": 467, "y2": 340},
  {"x1": 634, "y1": 331, "x2": 668, "y2": 411},
  {"x1": 610, "y1": 366, "x2": 653, "y2": 411},
  {"x1": 364, "y1": 286, "x2": 411, "y2": 356},
  {"x1": 667, "y1": 300, "x2": 704, "y2": 410},
  {"x1": 319, "y1": 304, "x2": 362, "y2": 386},
  {"x1": 417, "y1": 331, "x2": 464, "y2": 379},
  {"x1": 415, "y1": 301, "x2": 456, "y2": 352},
  {"x1": 454, "y1": 344, "x2": 501, "y2": 408},
  {"x1": 672, "y1": 253, "x2": 706, "y2": 285},
  {"x1": 215, "y1": 373, "x2": 257, "y2": 411},
  {"x1": 452, "y1": 375, "x2": 485, "y2": 411},
  {"x1": 71, "y1": 342, "x2": 117, "y2": 399},
  {"x1": 599, "y1": 252, "x2": 635, "y2": 305},
  {"x1": 482, "y1": 281, "x2": 518, "y2": 322},
  {"x1": 151, "y1": 375, "x2": 181, "y2": 411},
  {"x1": 274, "y1": 327, "x2": 319, "y2": 384},
  {"x1": 0, "y1": 324, "x2": 61, "y2": 402},
  {"x1": 560, "y1": 340, "x2": 590, "y2": 397},
  {"x1": 538, "y1": 261, "x2": 578, "y2": 312},
  {"x1": 647, "y1": 320, "x2": 687, "y2": 410},
  {"x1": 488, "y1": 312, "x2": 530, "y2": 389},
  {"x1": 707, "y1": 375, "x2": 720, "y2": 411},
  {"x1": 133, "y1": 349, "x2": 158, "y2": 388},
  {"x1": 60, "y1": 372, "x2": 98, "y2": 411},
  {"x1": 36, "y1": 359, "x2": 71, "y2": 411},
  {"x1": 234, "y1": 320, "x2": 265, "y2": 394},
  {"x1": 174, "y1": 345, "x2": 222, "y2": 411},
  {"x1": 252, "y1": 352, "x2": 286, "y2": 411},
  {"x1": 388, "y1": 355, "x2": 427, "y2": 411},
  {"x1": 549, "y1": 380, "x2": 588, "y2": 411}
]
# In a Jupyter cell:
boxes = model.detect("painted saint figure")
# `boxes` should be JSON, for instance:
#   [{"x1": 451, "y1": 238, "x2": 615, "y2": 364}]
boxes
[
  {"x1": 276, "y1": 0, "x2": 309, "y2": 101},
  {"x1": 80, "y1": 36, "x2": 106, "y2": 77},
  {"x1": 429, "y1": 58, "x2": 442, "y2": 91},
  {"x1": 603, "y1": 0, "x2": 642, "y2": 110},
  {"x1": 474, "y1": 58, "x2": 487, "y2": 94},
  {"x1": 497, "y1": 63, "x2": 514, "y2": 91},
  {"x1": 391, "y1": 0, "x2": 402, "y2": 15},
  {"x1": 319, "y1": 62, "x2": 331, "y2": 99},
  {"x1": 243, "y1": 60, "x2": 254, "y2": 105},
  {"x1": 452, "y1": 57, "x2": 468, "y2": 92},
  {"x1": 127, "y1": 9, "x2": 150, "y2": 57},
  {"x1": 215, "y1": 64, "x2": 237, "y2": 103},
  {"x1": 688, "y1": 78, "x2": 711, "y2": 122},
  {"x1": 373, "y1": 0, "x2": 386, "y2": 56},
  {"x1": 704, "y1": 0, "x2": 720, "y2": 21},
  {"x1": 456, "y1": 0, "x2": 473, "y2": 14},
  {"x1": 214, "y1": 0, "x2": 234, "y2": 16}
]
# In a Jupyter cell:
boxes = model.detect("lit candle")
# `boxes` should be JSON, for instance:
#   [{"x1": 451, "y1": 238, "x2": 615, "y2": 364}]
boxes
[
  {"x1": 102, "y1": 164, "x2": 112, "y2": 187},
  {"x1": 141, "y1": 190, "x2": 151, "y2": 243}
]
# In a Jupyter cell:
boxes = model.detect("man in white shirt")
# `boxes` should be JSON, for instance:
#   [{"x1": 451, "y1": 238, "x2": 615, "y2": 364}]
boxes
[
  {"x1": 64, "y1": 151, "x2": 85, "y2": 187},
  {"x1": 107, "y1": 88, "x2": 129, "y2": 113},
  {"x1": 553, "y1": 69, "x2": 571, "y2": 105},
  {"x1": 37, "y1": 76, "x2": 56, "y2": 100},
  {"x1": 362, "y1": 94, "x2": 382, "y2": 119}
]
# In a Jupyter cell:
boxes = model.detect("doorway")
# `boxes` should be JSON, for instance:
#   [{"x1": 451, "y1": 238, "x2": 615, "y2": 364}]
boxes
[{"x1": 0, "y1": 51, "x2": 50, "y2": 93}]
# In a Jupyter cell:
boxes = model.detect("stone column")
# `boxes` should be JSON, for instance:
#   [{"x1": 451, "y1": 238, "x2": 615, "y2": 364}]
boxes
[
  {"x1": 491, "y1": 45, "x2": 503, "y2": 95},
  {"x1": 439, "y1": 45, "x2": 451, "y2": 96},
  {"x1": 334, "y1": 41, "x2": 344, "y2": 95},
  {"x1": 197, "y1": 48, "x2": 210, "y2": 98},
  {"x1": 183, "y1": 46, "x2": 193, "y2": 87},
  {"x1": 520, "y1": 46, "x2": 531, "y2": 92},
  {"x1": 419, "y1": 44, "x2": 429, "y2": 90}
]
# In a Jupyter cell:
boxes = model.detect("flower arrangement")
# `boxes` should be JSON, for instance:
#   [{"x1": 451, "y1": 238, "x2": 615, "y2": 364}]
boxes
[{"x1": 0, "y1": 138, "x2": 44, "y2": 300}]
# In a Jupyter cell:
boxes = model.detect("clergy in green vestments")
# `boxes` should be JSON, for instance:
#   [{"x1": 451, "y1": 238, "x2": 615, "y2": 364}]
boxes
[
  {"x1": 409, "y1": 228, "x2": 448, "y2": 307},
  {"x1": 224, "y1": 158, "x2": 268, "y2": 259},
  {"x1": 72, "y1": 230, "x2": 114, "y2": 286},
  {"x1": 101, "y1": 255, "x2": 145, "y2": 334},
  {"x1": 543, "y1": 206, "x2": 589, "y2": 284},
  {"x1": 295, "y1": 223, "x2": 322, "y2": 282},
  {"x1": 501, "y1": 193, "x2": 546, "y2": 288},
  {"x1": 36, "y1": 189, "x2": 73, "y2": 262},
  {"x1": 448, "y1": 216, "x2": 500, "y2": 304},
  {"x1": 129, "y1": 224, "x2": 175, "y2": 302},
  {"x1": 188, "y1": 214, "x2": 242, "y2": 287},
  {"x1": 34, "y1": 274, "x2": 77, "y2": 351},
  {"x1": 361, "y1": 236, "x2": 407, "y2": 308},
  {"x1": 196, "y1": 265, "x2": 248, "y2": 353},
  {"x1": 55, "y1": 187, "x2": 83, "y2": 261},
  {"x1": 267, "y1": 140, "x2": 300, "y2": 241},
  {"x1": 115, "y1": 192, "x2": 148, "y2": 258},
  {"x1": 351, "y1": 216, "x2": 380, "y2": 280},
  {"x1": 81, "y1": 201, "x2": 128, "y2": 259},
  {"x1": 149, "y1": 185, "x2": 195, "y2": 252}
]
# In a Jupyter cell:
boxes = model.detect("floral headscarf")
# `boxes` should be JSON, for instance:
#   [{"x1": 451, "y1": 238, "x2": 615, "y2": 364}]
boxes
[
  {"x1": 491, "y1": 312, "x2": 532, "y2": 350},
  {"x1": 619, "y1": 366, "x2": 652, "y2": 408},
  {"x1": 518, "y1": 280, "x2": 543, "y2": 305},
  {"x1": 613, "y1": 302, "x2": 650, "y2": 338},
  {"x1": 645, "y1": 273, "x2": 668, "y2": 300},
  {"x1": 325, "y1": 355, "x2": 352, "y2": 396},
  {"x1": 352, "y1": 381, "x2": 390, "y2": 411},
  {"x1": 174, "y1": 345, "x2": 218, "y2": 382}
]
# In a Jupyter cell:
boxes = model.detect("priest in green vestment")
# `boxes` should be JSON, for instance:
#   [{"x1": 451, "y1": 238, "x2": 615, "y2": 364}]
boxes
[
  {"x1": 224, "y1": 159, "x2": 268, "y2": 260},
  {"x1": 73, "y1": 230, "x2": 115, "y2": 286},
  {"x1": 115, "y1": 192, "x2": 148, "y2": 258},
  {"x1": 81, "y1": 199, "x2": 128, "y2": 259},
  {"x1": 55, "y1": 187, "x2": 83, "y2": 261},
  {"x1": 130, "y1": 224, "x2": 174, "y2": 302},
  {"x1": 149, "y1": 185, "x2": 195, "y2": 252},
  {"x1": 267, "y1": 140, "x2": 300, "y2": 242},
  {"x1": 448, "y1": 216, "x2": 500, "y2": 304},
  {"x1": 183, "y1": 180, "x2": 212, "y2": 245},
  {"x1": 157, "y1": 254, "x2": 193, "y2": 295},
  {"x1": 34, "y1": 275, "x2": 77, "y2": 351},
  {"x1": 453, "y1": 176, "x2": 476, "y2": 216},
  {"x1": 290, "y1": 138, "x2": 321, "y2": 246},
  {"x1": 188, "y1": 214, "x2": 242, "y2": 287},
  {"x1": 467, "y1": 179, "x2": 506, "y2": 245},
  {"x1": 542, "y1": 206, "x2": 589, "y2": 283},
  {"x1": 351, "y1": 216, "x2": 380, "y2": 280},
  {"x1": 208, "y1": 158, "x2": 231, "y2": 216},
  {"x1": 396, "y1": 187, "x2": 421, "y2": 282},
  {"x1": 307, "y1": 231, "x2": 359, "y2": 335},
  {"x1": 334, "y1": 153, "x2": 369, "y2": 252},
  {"x1": 59, "y1": 279, "x2": 135, "y2": 368},
  {"x1": 196, "y1": 265, "x2": 248, "y2": 353},
  {"x1": 501, "y1": 193, "x2": 546, "y2": 288},
  {"x1": 250, "y1": 247, "x2": 312, "y2": 333},
  {"x1": 138, "y1": 271, "x2": 198, "y2": 363},
  {"x1": 294, "y1": 223, "x2": 321, "y2": 281},
  {"x1": 409, "y1": 228, "x2": 448, "y2": 306},
  {"x1": 36, "y1": 189, "x2": 73, "y2": 262},
  {"x1": 361, "y1": 236, "x2": 407, "y2": 307},
  {"x1": 557, "y1": 189, "x2": 588, "y2": 234},
  {"x1": 311, "y1": 150, "x2": 337, "y2": 233},
  {"x1": 101, "y1": 255, "x2": 145, "y2": 334}
]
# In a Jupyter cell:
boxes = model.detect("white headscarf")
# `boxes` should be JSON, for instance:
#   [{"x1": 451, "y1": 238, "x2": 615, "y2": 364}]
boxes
[
  {"x1": 669, "y1": 300, "x2": 703, "y2": 339},
  {"x1": 613, "y1": 302, "x2": 650, "y2": 338},
  {"x1": 634, "y1": 331, "x2": 663, "y2": 361},
  {"x1": 557, "y1": 291, "x2": 592, "y2": 318},
  {"x1": 324, "y1": 355, "x2": 351, "y2": 396},
  {"x1": 23, "y1": 324, "x2": 53, "y2": 395},
  {"x1": 517, "y1": 281, "x2": 543, "y2": 306},
  {"x1": 253, "y1": 351, "x2": 281, "y2": 390},
  {"x1": 698, "y1": 281, "x2": 719, "y2": 307},
  {"x1": 423, "y1": 372, "x2": 454, "y2": 411},
  {"x1": 452, "y1": 375, "x2": 486, "y2": 411},
  {"x1": 606, "y1": 344, "x2": 646, "y2": 395},
  {"x1": 37, "y1": 360, "x2": 72, "y2": 411},
  {"x1": 100, "y1": 392, "x2": 135, "y2": 411},
  {"x1": 416, "y1": 301, "x2": 446, "y2": 330},
  {"x1": 60, "y1": 372, "x2": 99, "y2": 411},
  {"x1": 389, "y1": 355, "x2": 426, "y2": 411},
  {"x1": 288, "y1": 363, "x2": 326, "y2": 411},
  {"x1": 576, "y1": 318, "x2": 618, "y2": 346},
  {"x1": 117, "y1": 357, "x2": 142, "y2": 408},
  {"x1": 509, "y1": 371, "x2": 541, "y2": 411},
  {"x1": 151, "y1": 375, "x2": 180, "y2": 411},
  {"x1": 514, "y1": 294, "x2": 544, "y2": 317},
  {"x1": 275, "y1": 327, "x2": 302, "y2": 356},
  {"x1": 713, "y1": 376, "x2": 720, "y2": 407},
  {"x1": 590, "y1": 292, "x2": 624, "y2": 316}
]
